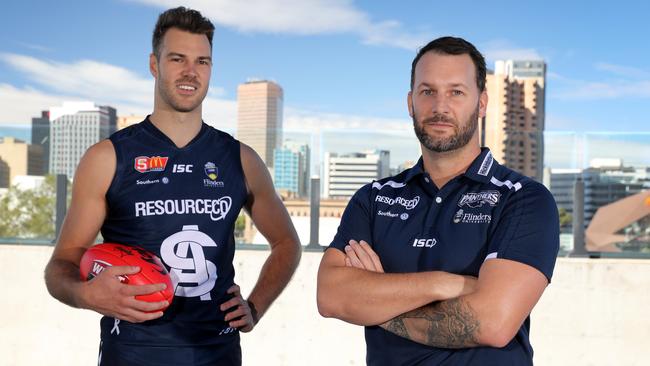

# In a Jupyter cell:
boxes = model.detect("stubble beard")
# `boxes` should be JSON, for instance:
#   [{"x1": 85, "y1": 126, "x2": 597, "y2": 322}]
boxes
[
  {"x1": 412, "y1": 105, "x2": 479, "y2": 153},
  {"x1": 158, "y1": 75, "x2": 207, "y2": 113}
]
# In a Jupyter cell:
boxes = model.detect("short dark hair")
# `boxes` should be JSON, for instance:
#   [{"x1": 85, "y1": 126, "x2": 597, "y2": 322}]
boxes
[
  {"x1": 410, "y1": 36, "x2": 486, "y2": 92},
  {"x1": 152, "y1": 7, "x2": 215, "y2": 59}
]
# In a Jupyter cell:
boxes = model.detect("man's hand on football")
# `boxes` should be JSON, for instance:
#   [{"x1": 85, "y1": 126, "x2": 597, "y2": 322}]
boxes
[{"x1": 81, "y1": 265, "x2": 168, "y2": 323}]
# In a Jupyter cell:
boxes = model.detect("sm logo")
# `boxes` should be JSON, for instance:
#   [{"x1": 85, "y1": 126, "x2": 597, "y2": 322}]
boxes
[{"x1": 134, "y1": 156, "x2": 169, "y2": 173}]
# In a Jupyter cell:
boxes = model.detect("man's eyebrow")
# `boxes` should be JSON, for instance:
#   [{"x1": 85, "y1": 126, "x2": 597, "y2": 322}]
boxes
[
  {"x1": 417, "y1": 82, "x2": 469, "y2": 89},
  {"x1": 448, "y1": 83, "x2": 469, "y2": 89}
]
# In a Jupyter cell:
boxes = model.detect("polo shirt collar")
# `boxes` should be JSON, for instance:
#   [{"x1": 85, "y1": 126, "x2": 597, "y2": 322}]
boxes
[
  {"x1": 464, "y1": 147, "x2": 498, "y2": 183},
  {"x1": 404, "y1": 157, "x2": 426, "y2": 183},
  {"x1": 406, "y1": 148, "x2": 498, "y2": 185}
]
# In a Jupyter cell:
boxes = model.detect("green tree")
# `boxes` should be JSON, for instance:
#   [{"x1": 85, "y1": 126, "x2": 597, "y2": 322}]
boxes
[
  {"x1": 0, "y1": 175, "x2": 70, "y2": 239},
  {"x1": 235, "y1": 213, "x2": 246, "y2": 240},
  {"x1": 558, "y1": 207, "x2": 572, "y2": 228},
  {"x1": 0, "y1": 189, "x2": 21, "y2": 237}
]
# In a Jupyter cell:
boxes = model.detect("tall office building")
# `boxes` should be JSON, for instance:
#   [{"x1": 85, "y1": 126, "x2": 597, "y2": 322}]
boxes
[
  {"x1": 49, "y1": 101, "x2": 117, "y2": 178},
  {"x1": 273, "y1": 140, "x2": 310, "y2": 197},
  {"x1": 31, "y1": 110, "x2": 50, "y2": 174},
  {"x1": 323, "y1": 150, "x2": 390, "y2": 198},
  {"x1": 0, "y1": 137, "x2": 44, "y2": 188},
  {"x1": 482, "y1": 60, "x2": 546, "y2": 181},
  {"x1": 237, "y1": 80, "x2": 283, "y2": 168}
]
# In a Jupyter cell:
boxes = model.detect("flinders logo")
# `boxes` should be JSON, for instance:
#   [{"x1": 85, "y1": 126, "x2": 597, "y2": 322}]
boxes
[
  {"x1": 453, "y1": 209, "x2": 464, "y2": 223},
  {"x1": 203, "y1": 162, "x2": 224, "y2": 188},
  {"x1": 453, "y1": 208, "x2": 491, "y2": 224}
]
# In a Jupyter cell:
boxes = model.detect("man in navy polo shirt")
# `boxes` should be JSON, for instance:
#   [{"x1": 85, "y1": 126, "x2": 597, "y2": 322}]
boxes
[{"x1": 317, "y1": 36, "x2": 559, "y2": 365}]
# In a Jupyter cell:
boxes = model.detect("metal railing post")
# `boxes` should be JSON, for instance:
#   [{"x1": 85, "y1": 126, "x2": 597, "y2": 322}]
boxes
[
  {"x1": 570, "y1": 176, "x2": 588, "y2": 257},
  {"x1": 307, "y1": 177, "x2": 321, "y2": 250},
  {"x1": 54, "y1": 174, "x2": 68, "y2": 243}
]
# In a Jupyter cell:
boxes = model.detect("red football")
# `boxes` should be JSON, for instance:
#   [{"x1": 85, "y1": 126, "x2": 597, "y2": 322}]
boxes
[{"x1": 79, "y1": 243, "x2": 174, "y2": 311}]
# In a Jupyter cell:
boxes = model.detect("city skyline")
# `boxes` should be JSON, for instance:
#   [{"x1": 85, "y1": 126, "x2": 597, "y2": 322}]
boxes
[{"x1": 1, "y1": 1, "x2": 650, "y2": 170}]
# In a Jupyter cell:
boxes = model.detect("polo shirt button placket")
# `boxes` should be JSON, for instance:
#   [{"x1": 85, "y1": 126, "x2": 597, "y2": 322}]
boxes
[{"x1": 435, "y1": 196, "x2": 442, "y2": 204}]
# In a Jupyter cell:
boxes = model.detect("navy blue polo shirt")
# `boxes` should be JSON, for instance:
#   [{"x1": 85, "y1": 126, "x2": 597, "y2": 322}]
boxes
[{"x1": 329, "y1": 148, "x2": 559, "y2": 366}]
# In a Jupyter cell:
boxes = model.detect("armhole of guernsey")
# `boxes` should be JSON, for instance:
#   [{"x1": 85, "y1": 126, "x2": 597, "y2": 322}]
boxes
[
  {"x1": 104, "y1": 135, "x2": 123, "y2": 204},
  {"x1": 234, "y1": 138, "x2": 248, "y2": 198},
  {"x1": 368, "y1": 180, "x2": 378, "y2": 228}
]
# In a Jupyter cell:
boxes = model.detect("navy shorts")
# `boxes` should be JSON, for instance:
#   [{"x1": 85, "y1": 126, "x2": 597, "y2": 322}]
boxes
[{"x1": 98, "y1": 340, "x2": 242, "y2": 366}]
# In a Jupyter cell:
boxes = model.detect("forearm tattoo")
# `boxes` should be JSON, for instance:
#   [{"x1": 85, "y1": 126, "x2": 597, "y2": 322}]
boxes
[{"x1": 380, "y1": 298, "x2": 480, "y2": 348}]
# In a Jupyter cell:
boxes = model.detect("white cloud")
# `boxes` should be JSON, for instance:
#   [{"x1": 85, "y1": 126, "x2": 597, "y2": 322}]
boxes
[
  {"x1": 15, "y1": 41, "x2": 52, "y2": 53},
  {"x1": 545, "y1": 114, "x2": 589, "y2": 131},
  {"x1": 554, "y1": 80, "x2": 650, "y2": 100},
  {"x1": 201, "y1": 97, "x2": 237, "y2": 131},
  {"x1": 545, "y1": 133, "x2": 650, "y2": 169},
  {"x1": 544, "y1": 132, "x2": 585, "y2": 169},
  {"x1": 138, "y1": 0, "x2": 366, "y2": 34},
  {"x1": 0, "y1": 51, "x2": 419, "y2": 166},
  {"x1": 595, "y1": 63, "x2": 650, "y2": 79},
  {"x1": 481, "y1": 39, "x2": 544, "y2": 63},
  {"x1": 359, "y1": 21, "x2": 431, "y2": 51},
  {"x1": 547, "y1": 71, "x2": 572, "y2": 82},
  {"x1": 550, "y1": 70, "x2": 650, "y2": 100},
  {"x1": 1, "y1": 52, "x2": 410, "y2": 133},
  {"x1": 0, "y1": 84, "x2": 67, "y2": 124},
  {"x1": 133, "y1": 0, "x2": 430, "y2": 51},
  {"x1": 550, "y1": 63, "x2": 650, "y2": 100},
  {"x1": 1, "y1": 53, "x2": 152, "y2": 107},
  {"x1": 0, "y1": 53, "x2": 234, "y2": 127},
  {"x1": 284, "y1": 107, "x2": 411, "y2": 132}
]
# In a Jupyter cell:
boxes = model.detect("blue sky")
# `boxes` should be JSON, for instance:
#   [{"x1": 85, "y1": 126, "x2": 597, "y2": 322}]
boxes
[{"x1": 1, "y1": 0, "x2": 649, "y2": 168}]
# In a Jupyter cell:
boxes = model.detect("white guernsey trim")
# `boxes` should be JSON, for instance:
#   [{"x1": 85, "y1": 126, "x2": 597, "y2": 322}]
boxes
[
  {"x1": 484, "y1": 252, "x2": 498, "y2": 261},
  {"x1": 490, "y1": 176, "x2": 522, "y2": 192},
  {"x1": 372, "y1": 180, "x2": 406, "y2": 190}
]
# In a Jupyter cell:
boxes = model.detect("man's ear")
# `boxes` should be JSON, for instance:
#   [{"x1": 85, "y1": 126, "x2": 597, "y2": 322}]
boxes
[
  {"x1": 149, "y1": 53, "x2": 158, "y2": 78},
  {"x1": 478, "y1": 90, "x2": 488, "y2": 118},
  {"x1": 407, "y1": 91, "x2": 414, "y2": 118}
]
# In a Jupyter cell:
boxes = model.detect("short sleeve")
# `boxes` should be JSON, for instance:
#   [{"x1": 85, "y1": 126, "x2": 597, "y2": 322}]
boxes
[
  {"x1": 328, "y1": 183, "x2": 374, "y2": 253},
  {"x1": 487, "y1": 182, "x2": 560, "y2": 282}
]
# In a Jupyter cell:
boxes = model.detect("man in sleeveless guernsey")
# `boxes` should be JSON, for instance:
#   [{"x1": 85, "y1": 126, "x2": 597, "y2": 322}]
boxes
[
  {"x1": 45, "y1": 7, "x2": 301, "y2": 365},
  {"x1": 317, "y1": 37, "x2": 559, "y2": 365}
]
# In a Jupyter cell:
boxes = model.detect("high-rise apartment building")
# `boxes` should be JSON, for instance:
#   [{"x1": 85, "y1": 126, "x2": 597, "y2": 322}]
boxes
[
  {"x1": 0, "y1": 137, "x2": 44, "y2": 188},
  {"x1": 482, "y1": 60, "x2": 546, "y2": 181},
  {"x1": 49, "y1": 101, "x2": 117, "y2": 178},
  {"x1": 237, "y1": 80, "x2": 283, "y2": 168},
  {"x1": 273, "y1": 141, "x2": 310, "y2": 197},
  {"x1": 31, "y1": 110, "x2": 50, "y2": 174},
  {"x1": 323, "y1": 150, "x2": 390, "y2": 198}
]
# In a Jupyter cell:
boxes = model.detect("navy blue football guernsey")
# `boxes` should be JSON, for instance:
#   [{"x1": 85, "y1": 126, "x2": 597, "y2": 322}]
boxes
[
  {"x1": 329, "y1": 148, "x2": 560, "y2": 366},
  {"x1": 99, "y1": 117, "x2": 247, "y2": 350}
]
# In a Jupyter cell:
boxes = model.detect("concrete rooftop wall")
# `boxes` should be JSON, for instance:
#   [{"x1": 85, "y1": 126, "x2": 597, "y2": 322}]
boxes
[{"x1": 1, "y1": 244, "x2": 648, "y2": 365}]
